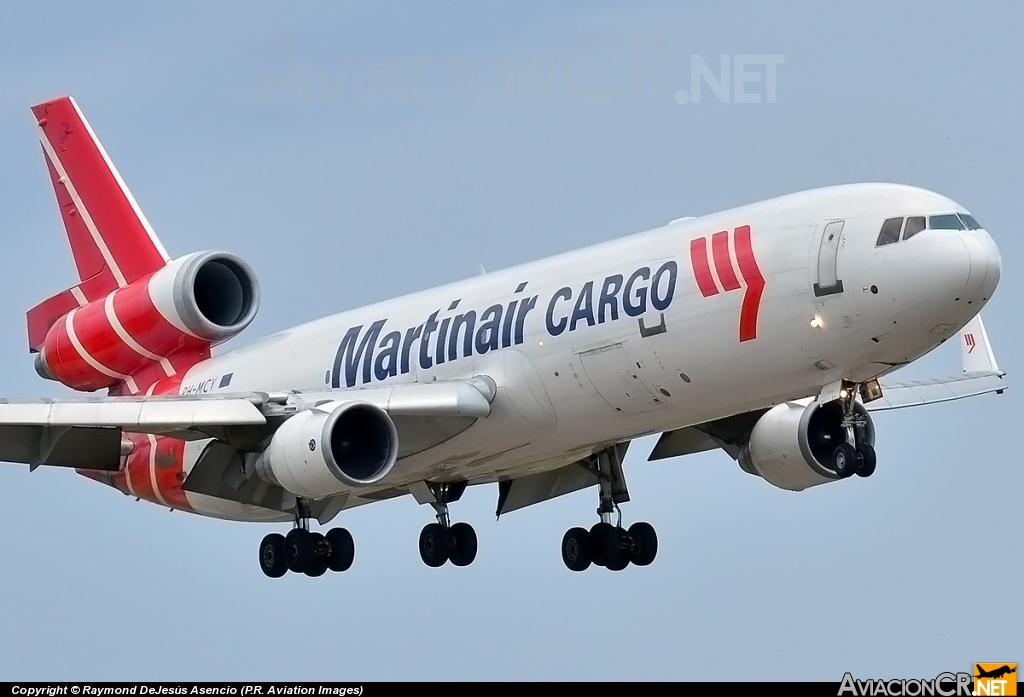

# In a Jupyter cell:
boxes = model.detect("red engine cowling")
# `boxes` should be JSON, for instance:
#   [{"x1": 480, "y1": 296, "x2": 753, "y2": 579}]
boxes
[{"x1": 36, "y1": 251, "x2": 259, "y2": 392}]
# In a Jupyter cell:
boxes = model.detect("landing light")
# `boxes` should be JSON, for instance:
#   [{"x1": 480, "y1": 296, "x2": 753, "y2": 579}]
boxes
[{"x1": 810, "y1": 316, "x2": 823, "y2": 328}]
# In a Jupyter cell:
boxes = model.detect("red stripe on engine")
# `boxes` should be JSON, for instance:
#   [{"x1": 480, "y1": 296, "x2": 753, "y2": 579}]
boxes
[
  {"x1": 689, "y1": 237, "x2": 720, "y2": 297},
  {"x1": 113, "y1": 279, "x2": 206, "y2": 356},
  {"x1": 733, "y1": 225, "x2": 765, "y2": 342},
  {"x1": 711, "y1": 230, "x2": 741, "y2": 291}
]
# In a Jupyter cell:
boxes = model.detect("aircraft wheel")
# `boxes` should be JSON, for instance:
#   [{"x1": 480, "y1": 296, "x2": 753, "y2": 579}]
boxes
[
  {"x1": 259, "y1": 533, "x2": 287, "y2": 578},
  {"x1": 561, "y1": 527, "x2": 592, "y2": 572},
  {"x1": 448, "y1": 522, "x2": 478, "y2": 567},
  {"x1": 855, "y1": 443, "x2": 877, "y2": 478},
  {"x1": 589, "y1": 522, "x2": 622, "y2": 568},
  {"x1": 303, "y1": 532, "x2": 327, "y2": 577},
  {"x1": 606, "y1": 538, "x2": 631, "y2": 572},
  {"x1": 285, "y1": 528, "x2": 315, "y2": 574},
  {"x1": 419, "y1": 523, "x2": 451, "y2": 567},
  {"x1": 628, "y1": 522, "x2": 658, "y2": 567},
  {"x1": 833, "y1": 443, "x2": 858, "y2": 478},
  {"x1": 326, "y1": 528, "x2": 355, "y2": 572}
]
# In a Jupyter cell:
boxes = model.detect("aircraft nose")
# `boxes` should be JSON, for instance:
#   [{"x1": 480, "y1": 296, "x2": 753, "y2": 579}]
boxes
[{"x1": 961, "y1": 230, "x2": 1001, "y2": 300}]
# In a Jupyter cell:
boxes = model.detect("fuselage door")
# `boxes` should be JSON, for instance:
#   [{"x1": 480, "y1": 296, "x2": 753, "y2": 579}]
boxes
[{"x1": 814, "y1": 219, "x2": 845, "y2": 296}]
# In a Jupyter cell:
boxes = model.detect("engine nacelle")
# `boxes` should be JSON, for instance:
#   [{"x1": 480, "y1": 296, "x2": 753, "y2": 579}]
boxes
[
  {"x1": 254, "y1": 401, "x2": 399, "y2": 499},
  {"x1": 38, "y1": 251, "x2": 259, "y2": 391},
  {"x1": 738, "y1": 400, "x2": 875, "y2": 491}
]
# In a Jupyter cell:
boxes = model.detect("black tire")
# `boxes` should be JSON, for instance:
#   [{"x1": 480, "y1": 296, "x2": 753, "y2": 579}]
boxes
[
  {"x1": 448, "y1": 522, "x2": 478, "y2": 567},
  {"x1": 561, "y1": 527, "x2": 592, "y2": 572},
  {"x1": 303, "y1": 532, "x2": 327, "y2": 577},
  {"x1": 326, "y1": 528, "x2": 355, "y2": 572},
  {"x1": 589, "y1": 522, "x2": 622, "y2": 568},
  {"x1": 418, "y1": 523, "x2": 451, "y2": 567},
  {"x1": 855, "y1": 443, "x2": 877, "y2": 478},
  {"x1": 285, "y1": 529, "x2": 315, "y2": 573},
  {"x1": 259, "y1": 533, "x2": 287, "y2": 578},
  {"x1": 628, "y1": 522, "x2": 658, "y2": 567},
  {"x1": 833, "y1": 443, "x2": 857, "y2": 478},
  {"x1": 606, "y1": 555, "x2": 630, "y2": 571}
]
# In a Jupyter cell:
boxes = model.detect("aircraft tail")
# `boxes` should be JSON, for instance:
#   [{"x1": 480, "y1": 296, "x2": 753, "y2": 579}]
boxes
[{"x1": 27, "y1": 96, "x2": 170, "y2": 350}]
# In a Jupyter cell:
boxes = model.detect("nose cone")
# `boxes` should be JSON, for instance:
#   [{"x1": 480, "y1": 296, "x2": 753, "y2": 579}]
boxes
[{"x1": 962, "y1": 230, "x2": 1001, "y2": 300}]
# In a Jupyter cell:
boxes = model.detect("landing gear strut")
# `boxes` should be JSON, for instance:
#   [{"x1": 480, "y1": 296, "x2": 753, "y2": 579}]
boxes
[
  {"x1": 258, "y1": 499, "x2": 355, "y2": 578},
  {"x1": 559, "y1": 444, "x2": 658, "y2": 572},
  {"x1": 832, "y1": 382, "x2": 877, "y2": 479},
  {"x1": 416, "y1": 481, "x2": 478, "y2": 568}
]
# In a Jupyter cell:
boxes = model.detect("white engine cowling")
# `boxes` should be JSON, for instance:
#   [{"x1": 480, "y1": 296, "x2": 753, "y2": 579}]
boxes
[
  {"x1": 255, "y1": 401, "x2": 399, "y2": 499},
  {"x1": 738, "y1": 399, "x2": 875, "y2": 491},
  {"x1": 149, "y1": 250, "x2": 260, "y2": 344}
]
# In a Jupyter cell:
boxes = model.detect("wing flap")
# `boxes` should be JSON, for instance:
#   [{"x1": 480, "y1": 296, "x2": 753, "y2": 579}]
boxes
[{"x1": 0, "y1": 424, "x2": 122, "y2": 471}]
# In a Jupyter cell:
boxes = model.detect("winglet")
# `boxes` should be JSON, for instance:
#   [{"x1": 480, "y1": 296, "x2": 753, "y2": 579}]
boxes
[{"x1": 960, "y1": 313, "x2": 999, "y2": 374}]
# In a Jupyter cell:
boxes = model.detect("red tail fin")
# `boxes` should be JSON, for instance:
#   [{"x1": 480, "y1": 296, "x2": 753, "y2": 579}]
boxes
[{"x1": 28, "y1": 96, "x2": 170, "y2": 350}]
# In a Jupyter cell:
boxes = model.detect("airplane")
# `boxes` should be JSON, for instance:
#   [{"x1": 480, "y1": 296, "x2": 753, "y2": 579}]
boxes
[
  {"x1": 976, "y1": 666, "x2": 1016, "y2": 680},
  {"x1": 3, "y1": 95, "x2": 1005, "y2": 578}
]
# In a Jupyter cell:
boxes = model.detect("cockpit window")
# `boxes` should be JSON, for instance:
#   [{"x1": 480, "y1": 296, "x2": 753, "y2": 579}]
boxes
[
  {"x1": 959, "y1": 213, "x2": 982, "y2": 230},
  {"x1": 929, "y1": 214, "x2": 966, "y2": 230},
  {"x1": 876, "y1": 217, "x2": 903, "y2": 246},
  {"x1": 903, "y1": 216, "x2": 926, "y2": 240}
]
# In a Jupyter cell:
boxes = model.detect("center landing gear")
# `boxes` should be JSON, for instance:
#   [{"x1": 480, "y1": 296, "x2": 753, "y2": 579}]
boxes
[
  {"x1": 258, "y1": 500, "x2": 355, "y2": 578},
  {"x1": 831, "y1": 382, "x2": 877, "y2": 480},
  {"x1": 560, "y1": 444, "x2": 658, "y2": 572},
  {"x1": 415, "y1": 481, "x2": 478, "y2": 568}
]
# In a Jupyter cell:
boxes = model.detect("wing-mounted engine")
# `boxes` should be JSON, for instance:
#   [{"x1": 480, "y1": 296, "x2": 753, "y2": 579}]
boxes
[
  {"x1": 737, "y1": 399, "x2": 875, "y2": 491},
  {"x1": 252, "y1": 401, "x2": 400, "y2": 499},
  {"x1": 35, "y1": 251, "x2": 259, "y2": 391}
]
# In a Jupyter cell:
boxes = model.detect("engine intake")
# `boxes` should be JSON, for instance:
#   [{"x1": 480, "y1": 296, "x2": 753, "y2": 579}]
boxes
[
  {"x1": 152, "y1": 251, "x2": 260, "y2": 342},
  {"x1": 255, "y1": 401, "x2": 399, "y2": 499},
  {"x1": 738, "y1": 399, "x2": 875, "y2": 491}
]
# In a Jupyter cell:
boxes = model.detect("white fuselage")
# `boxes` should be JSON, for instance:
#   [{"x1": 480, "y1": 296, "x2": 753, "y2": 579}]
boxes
[{"x1": 175, "y1": 183, "x2": 1001, "y2": 520}]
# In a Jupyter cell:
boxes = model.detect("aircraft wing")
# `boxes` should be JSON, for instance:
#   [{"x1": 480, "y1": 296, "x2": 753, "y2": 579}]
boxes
[
  {"x1": 866, "y1": 313, "x2": 1005, "y2": 411},
  {"x1": 0, "y1": 378, "x2": 494, "y2": 472},
  {"x1": 649, "y1": 313, "x2": 1006, "y2": 462}
]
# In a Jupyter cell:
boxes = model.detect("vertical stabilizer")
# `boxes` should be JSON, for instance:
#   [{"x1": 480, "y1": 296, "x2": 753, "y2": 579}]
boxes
[{"x1": 28, "y1": 96, "x2": 171, "y2": 350}]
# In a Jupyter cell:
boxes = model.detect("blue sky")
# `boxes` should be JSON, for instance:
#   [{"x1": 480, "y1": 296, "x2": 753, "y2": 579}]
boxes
[{"x1": 0, "y1": 0, "x2": 1020, "y2": 680}]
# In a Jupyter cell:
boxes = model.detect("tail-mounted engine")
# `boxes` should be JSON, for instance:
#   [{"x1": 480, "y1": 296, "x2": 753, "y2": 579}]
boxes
[
  {"x1": 253, "y1": 401, "x2": 400, "y2": 499},
  {"x1": 35, "y1": 251, "x2": 259, "y2": 391},
  {"x1": 738, "y1": 399, "x2": 876, "y2": 491}
]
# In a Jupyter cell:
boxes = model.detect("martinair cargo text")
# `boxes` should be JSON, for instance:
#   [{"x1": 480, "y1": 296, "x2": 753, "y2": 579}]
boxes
[{"x1": 3, "y1": 96, "x2": 1005, "y2": 576}]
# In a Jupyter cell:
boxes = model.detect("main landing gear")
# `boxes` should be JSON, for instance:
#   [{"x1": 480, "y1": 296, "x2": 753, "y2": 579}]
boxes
[
  {"x1": 831, "y1": 383, "x2": 877, "y2": 480},
  {"x1": 417, "y1": 481, "x2": 478, "y2": 568},
  {"x1": 258, "y1": 502, "x2": 355, "y2": 578},
  {"x1": 560, "y1": 444, "x2": 659, "y2": 572}
]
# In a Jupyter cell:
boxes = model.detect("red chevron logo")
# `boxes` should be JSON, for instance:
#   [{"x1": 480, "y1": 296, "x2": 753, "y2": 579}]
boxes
[
  {"x1": 689, "y1": 225, "x2": 765, "y2": 342},
  {"x1": 965, "y1": 333, "x2": 977, "y2": 353}
]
